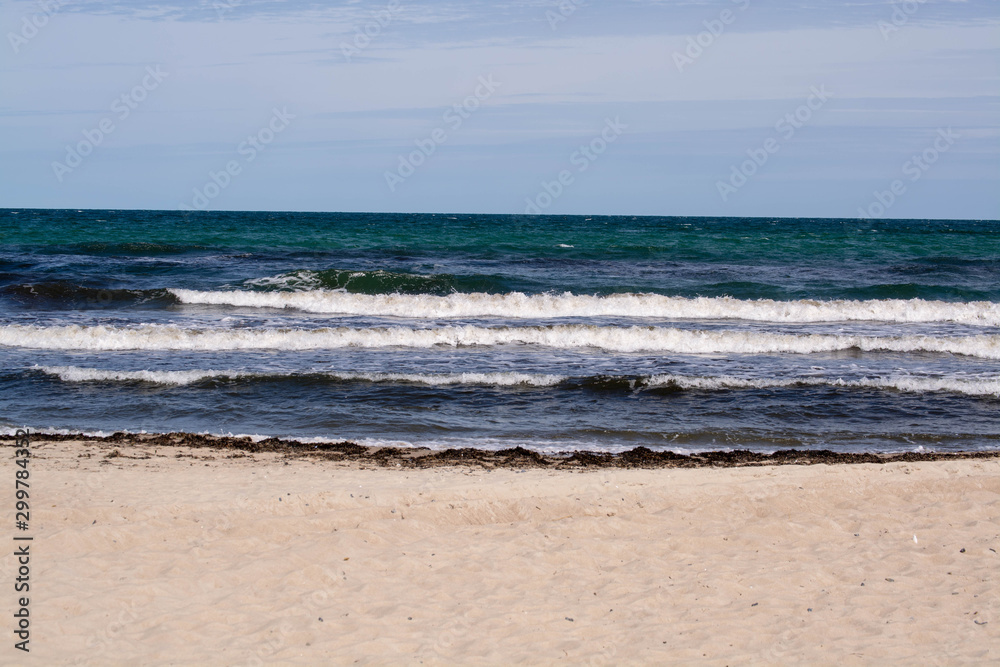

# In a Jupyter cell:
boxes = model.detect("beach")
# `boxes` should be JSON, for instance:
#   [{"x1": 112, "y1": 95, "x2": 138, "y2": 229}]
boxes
[
  {"x1": 3, "y1": 435, "x2": 997, "y2": 665},
  {"x1": 4, "y1": 0, "x2": 998, "y2": 662}
]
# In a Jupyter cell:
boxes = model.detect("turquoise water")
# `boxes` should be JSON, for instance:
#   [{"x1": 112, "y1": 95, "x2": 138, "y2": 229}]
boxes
[{"x1": 1, "y1": 209, "x2": 998, "y2": 452}]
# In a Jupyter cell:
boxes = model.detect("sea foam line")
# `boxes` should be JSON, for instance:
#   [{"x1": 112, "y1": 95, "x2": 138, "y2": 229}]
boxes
[
  {"x1": 646, "y1": 374, "x2": 1000, "y2": 397},
  {"x1": 6, "y1": 324, "x2": 999, "y2": 358},
  {"x1": 32, "y1": 365, "x2": 1000, "y2": 396},
  {"x1": 33, "y1": 366, "x2": 563, "y2": 387},
  {"x1": 168, "y1": 289, "x2": 1000, "y2": 326}
]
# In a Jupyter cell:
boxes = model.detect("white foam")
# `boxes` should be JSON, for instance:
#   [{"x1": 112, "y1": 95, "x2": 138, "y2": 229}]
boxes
[
  {"x1": 645, "y1": 374, "x2": 1000, "y2": 397},
  {"x1": 847, "y1": 376, "x2": 1000, "y2": 397},
  {"x1": 33, "y1": 366, "x2": 564, "y2": 388},
  {"x1": 32, "y1": 365, "x2": 1000, "y2": 396},
  {"x1": 0, "y1": 425, "x2": 118, "y2": 438},
  {"x1": 329, "y1": 371, "x2": 563, "y2": 387},
  {"x1": 168, "y1": 289, "x2": 1000, "y2": 326},
  {"x1": 35, "y1": 366, "x2": 243, "y2": 386},
  {"x1": 5, "y1": 324, "x2": 999, "y2": 358}
]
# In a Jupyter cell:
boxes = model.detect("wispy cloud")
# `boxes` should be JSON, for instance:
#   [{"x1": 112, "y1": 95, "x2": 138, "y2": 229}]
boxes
[{"x1": 0, "y1": 0, "x2": 996, "y2": 217}]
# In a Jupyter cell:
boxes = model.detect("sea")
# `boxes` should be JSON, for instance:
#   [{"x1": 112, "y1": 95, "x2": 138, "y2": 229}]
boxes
[{"x1": 1, "y1": 209, "x2": 998, "y2": 454}]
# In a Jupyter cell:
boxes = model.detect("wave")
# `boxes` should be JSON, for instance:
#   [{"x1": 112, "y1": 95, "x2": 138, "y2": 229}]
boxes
[
  {"x1": 242, "y1": 269, "x2": 512, "y2": 295},
  {"x1": 644, "y1": 374, "x2": 1000, "y2": 397},
  {"x1": 168, "y1": 289, "x2": 1000, "y2": 326},
  {"x1": 33, "y1": 366, "x2": 563, "y2": 388},
  {"x1": 5, "y1": 323, "x2": 998, "y2": 358},
  {"x1": 33, "y1": 366, "x2": 1000, "y2": 396},
  {"x1": 3, "y1": 283, "x2": 177, "y2": 308}
]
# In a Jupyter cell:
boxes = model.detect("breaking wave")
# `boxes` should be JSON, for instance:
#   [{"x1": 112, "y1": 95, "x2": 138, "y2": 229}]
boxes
[
  {"x1": 5, "y1": 323, "x2": 998, "y2": 358},
  {"x1": 33, "y1": 365, "x2": 1000, "y2": 396},
  {"x1": 168, "y1": 288, "x2": 1000, "y2": 326}
]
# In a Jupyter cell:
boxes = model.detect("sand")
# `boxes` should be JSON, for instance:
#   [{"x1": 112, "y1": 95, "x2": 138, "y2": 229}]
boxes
[{"x1": 1, "y1": 437, "x2": 997, "y2": 666}]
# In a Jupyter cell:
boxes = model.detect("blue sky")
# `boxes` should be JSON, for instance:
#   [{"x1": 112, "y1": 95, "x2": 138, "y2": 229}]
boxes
[{"x1": 1, "y1": 0, "x2": 997, "y2": 218}]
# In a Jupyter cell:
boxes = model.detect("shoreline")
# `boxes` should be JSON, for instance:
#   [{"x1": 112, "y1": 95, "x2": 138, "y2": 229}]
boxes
[{"x1": 5, "y1": 430, "x2": 999, "y2": 469}]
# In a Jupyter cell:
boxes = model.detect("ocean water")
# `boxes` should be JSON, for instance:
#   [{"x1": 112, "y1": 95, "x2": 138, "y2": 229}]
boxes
[{"x1": 1, "y1": 209, "x2": 998, "y2": 453}]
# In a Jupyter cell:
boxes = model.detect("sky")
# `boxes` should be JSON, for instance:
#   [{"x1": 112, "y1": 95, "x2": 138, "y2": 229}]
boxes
[{"x1": 1, "y1": 0, "x2": 997, "y2": 218}]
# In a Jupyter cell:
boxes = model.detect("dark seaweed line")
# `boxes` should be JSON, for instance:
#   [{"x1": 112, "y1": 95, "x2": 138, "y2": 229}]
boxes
[{"x1": 4, "y1": 431, "x2": 998, "y2": 469}]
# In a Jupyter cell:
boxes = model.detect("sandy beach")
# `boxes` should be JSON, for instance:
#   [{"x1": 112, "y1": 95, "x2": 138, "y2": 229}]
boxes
[{"x1": 1, "y1": 435, "x2": 997, "y2": 665}]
